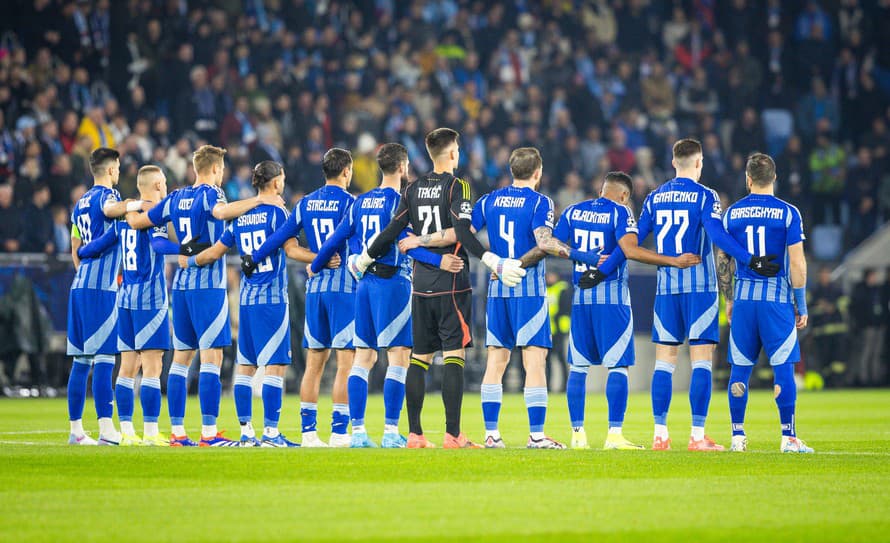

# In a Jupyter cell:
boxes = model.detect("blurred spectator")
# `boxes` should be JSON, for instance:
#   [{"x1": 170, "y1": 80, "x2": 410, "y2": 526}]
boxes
[
  {"x1": 809, "y1": 128, "x2": 846, "y2": 225},
  {"x1": 776, "y1": 134, "x2": 810, "y2": 212},
  {"x1": 76, "y1": 105, "x2": 114, "y2": 150},
  {"x1": 641, "y1": 62, "x2": 675, "y2": 121},
  {"x1": 850, "y1": 269, "x2": 886, "y2": 386},
  {"x1": 606, "y1": 128, "x2": 635, "y2": 173},
  {"x1": 796, "y1": 78, "x2": 839, "y2": 138},
  {"x1": 555, "y1": 172, "x2": 584, "y2": 212},
  {"x1": 0, "y1": 185, "x2": 21, "y2": 253},
  {"x1": 846, "y1": 147, "x2": 880, "y2": 246},
  {"x1": 52, "y1": 206, "x2": 71, "y2": 255},
  {"x1": 808, "y1": 266, "x2": 848, "y2": 387},
  {"x1": 18, "y1": 184, "x2": 54, "y2": 254}
]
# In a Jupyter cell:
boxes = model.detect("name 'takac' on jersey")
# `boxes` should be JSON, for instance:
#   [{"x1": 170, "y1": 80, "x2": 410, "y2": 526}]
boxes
[
  {"x1": 724, "y1": 194, "x2": 805, "y2": 303},
  {"x1": 638, "y1": 177, "x2": 720, "y2": 295},
  {"x1": 147, "y1": 183, "x2": 228, "y2": 290},
  {"x1": 472, "y1": 185, "x2": 553, "y2": 297},
  {"x1": 554, "y1": 197, "x2": 637, "y2": 305},
  {"x1": 393, "y1": 172, "x2": 472, "y2": 296},
  {"x1": 117, "y1": 222, "x2": 169, "y2": 310},
  {"x1": 71, "y1": 185, "x2": 121, "y2": 291},
  {"x1": 220, "y1": 204, "x2": 289, "y2": 305}
]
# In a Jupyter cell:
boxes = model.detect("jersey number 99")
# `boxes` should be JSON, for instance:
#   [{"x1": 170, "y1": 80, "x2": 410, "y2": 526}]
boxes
[{"x1": 240, "y1": 231, "x2": 273, "y2": 273}]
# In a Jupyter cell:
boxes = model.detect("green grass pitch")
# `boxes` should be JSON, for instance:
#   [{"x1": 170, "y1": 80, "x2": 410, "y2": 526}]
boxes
[{"x1": 1, "y1": 390, "x2": 889, "y2": 542}]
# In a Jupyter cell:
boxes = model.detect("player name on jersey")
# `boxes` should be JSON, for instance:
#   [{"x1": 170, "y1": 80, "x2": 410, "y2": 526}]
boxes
[
  {"x1": 177, "y1": 198, "x2": 194, "y2": 210},
  {"x1": 728, "y1": 207, "x2": 785, "y2": 220},
  {"x1": 492, "y1": 196, "x2": 527, "y2": 208},
  {"x1": 361, "y1": 197, "x2": 388, "y2": 209},
  {"x1": 237, "y1": 213, "x2": 270, "y2": 226},
  {"x1": 416, "y1": 186, "x2": 443, "y2": 199},
  {"x1": 306, "y1": 200, "x2": 341, "y2": 212},
  {"x1": 569, "y1": 209, "x2": 613, "y2": 224},
  {"x1": 651, "y1": 191, "x2": 699, "y2": 204}
]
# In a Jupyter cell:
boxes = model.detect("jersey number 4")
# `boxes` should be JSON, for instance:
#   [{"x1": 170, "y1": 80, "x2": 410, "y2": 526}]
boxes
[{"x1": 655, "y1": 209, "x2": 689, "y2": 253}]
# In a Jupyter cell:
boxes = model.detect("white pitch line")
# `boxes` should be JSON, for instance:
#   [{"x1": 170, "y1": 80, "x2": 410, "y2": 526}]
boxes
[{"x1": 0, "y1": 430, "x2": 65, "y2": 435}]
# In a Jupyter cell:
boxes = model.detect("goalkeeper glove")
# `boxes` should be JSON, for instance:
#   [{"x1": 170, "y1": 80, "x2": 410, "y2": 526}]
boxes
[
  {"x1": 348, "y1": 251, "x2": 374, "y2": 281},
  {"x1": 346, "y1": 254, "x2": 366, "y2": 281},
  {"x1": 579, "y1": 268, "x2": 607, "y2": 289},
  {"x1": 240, "y1": 254, "x2": 258, "y2": 278},
  {"x1": 481, "y1": 251, "x2": 526, "y2": 288},
  {"x1": 748, "y1": 255, "x2": 780, "y2": 277}
]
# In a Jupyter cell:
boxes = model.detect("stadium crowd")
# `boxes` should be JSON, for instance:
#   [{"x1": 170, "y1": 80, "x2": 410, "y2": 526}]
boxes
[
  {"x1": 0, "y1": 0, "x2": 888, "y2": 392},
  {"x1": 0, "y1": 0, "x2": 889, "y2": 253}
]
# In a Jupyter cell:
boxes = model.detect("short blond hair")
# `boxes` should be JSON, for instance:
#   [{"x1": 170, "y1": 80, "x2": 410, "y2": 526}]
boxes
[
  {"x1": 137, "y1": 165, "x2": 164, "y2": 189},
  {"x1": 192, "y1": 145, "x2": 227, "y2": 174}
]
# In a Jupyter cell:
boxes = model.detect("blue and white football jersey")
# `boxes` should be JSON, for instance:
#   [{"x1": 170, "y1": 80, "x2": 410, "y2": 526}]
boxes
[
  {"x1": 350, "y1": 187, "x2": 413, "y2": 280},
  {"x1": 219, "y1": 204, "x2": 289, "y2": 305},
  {"x1": 724, "y1": 194, "x2": 805, "y2": 304},
  {"x1": 256, "y1": 184, "x2": 356, "y2": 294},
  {"x1": 553, "y1": 197, "x2": 637, "y2": 305},
  {"x1": 637, "y1": 177, "x2": 721, "y2": 295},
  {"x1": 117, "y1": 222, "x2": 169, "y2": 310},
  {"x1": 70, "y1": 185, "x2": 121, "y2": 291},
  {"x1": 471, "y1": 186, "x2": 553, "y2": 298},
  {"x1": 147, "y1": 183, "x2": 228, "y2": 290}
]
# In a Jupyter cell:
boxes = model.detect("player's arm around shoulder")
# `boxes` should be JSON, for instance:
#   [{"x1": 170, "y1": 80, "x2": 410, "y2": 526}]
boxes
[
  {"x1": 211, "y1": 189, "x2": 284, "y2": 221},
  {"x1": 716, "y1": 248, "x2": 736, "y2": 322}
]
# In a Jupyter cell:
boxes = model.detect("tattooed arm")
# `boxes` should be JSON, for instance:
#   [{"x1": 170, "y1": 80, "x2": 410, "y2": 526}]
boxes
[
  {"x1": 517, "y1": 247, "x2": 547, "y2": 269},
  {"x1": 717, "y1": 248, "x2": 735, "y2": 301},
  {"x1": 534, "y1": 226, "x2": 571, "y2": 258}
]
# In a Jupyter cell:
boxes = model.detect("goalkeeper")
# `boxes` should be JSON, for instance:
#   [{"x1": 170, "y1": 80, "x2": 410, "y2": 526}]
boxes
[{"x1": 350, "y1": 127, "x2": 524, "y2": 449}]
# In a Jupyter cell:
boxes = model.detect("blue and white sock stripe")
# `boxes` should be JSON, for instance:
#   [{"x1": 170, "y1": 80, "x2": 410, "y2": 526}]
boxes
[
  {"x1": 300, "y1": 402, "x2": 317, "y2": 411},
  {"x1": 142, "y1": 377, "x2": 161, "y2": 389},
  {"x1": 332, "y1": 403, "x2": 349, "y2": 415},
  {"x1": 654, "y1": 360, "x2": 675, "y2": 373},
  {"x1": 609, "y1": 367, "x2": 629, "y2": 377},
  {"x1": 73, "y1": 356, "x2": 92, "y2": 366},
  {"x1": 94, "y1": 354, "x2": 115, "y2": 365},
  {"x1": 169, "y1": 363, "x2": 189, "y2": 378},
  {"x1": 569, "y1": 365, "x2": 589, "y2": 375},
  {"x1": 263, "y1": 375, "x2": 284, "y2": 389},
  {"x1": 385, "y1": 365, "x2": 407, "y2": 383},
  {"x1": 523, "y1": 387, "x2": 548, "y2": 408},
  {"x1": 116, "y1": 376, "x2": 135, "y2": 389},
  {"x1": 350, "y1": 366, "x2": 370, "y2": 381},
  {"x1": 199, "y1": 363, "x2": 221, "y2": 376},
  {"x1": 480, "y1": 383, "x2": 502, "y2": 403},
  {"x1": 234, "y1": 374, "x2": 253, "y2": 387},
  {"x1": 691, "y1": 360, "x2": 712, "y2": 371}
]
